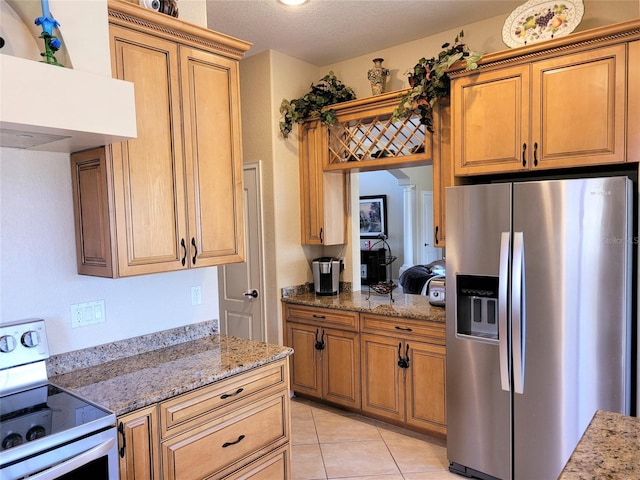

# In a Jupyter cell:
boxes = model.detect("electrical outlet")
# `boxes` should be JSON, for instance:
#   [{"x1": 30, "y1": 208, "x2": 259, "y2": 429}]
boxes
[{"x1": 191, "y1": 286, "x2": 202, "y2": 306}]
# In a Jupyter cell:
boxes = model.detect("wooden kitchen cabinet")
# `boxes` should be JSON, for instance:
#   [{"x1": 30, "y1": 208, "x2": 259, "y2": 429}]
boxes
[
  {"x1": 299, "y1": 119, "x2": 346, "y2": 245},
  {"x1": 118, "y1": 359, "x2": 291, "y2": 480},
  {"x1": 629, "y1": 40, "x2": 640, "y2": 164},
  {"x1": 284, "y1": 304, "x2": 360, "y2": 408},
  {"x1": 118, "y1": 405, "x2": 161, "y2": 480},
  {"x1": 453, "y1": 44, "x2": 627, "y2": 176},
  {"x1": 431, "y1": 100, "x2": 453, "y2": 247},
  {"x1": 70, "y1": 1, "x2": 248, "y2": 277},
  {"x1": 360, "y1": 314, "x2": 446, "y2": 436}
]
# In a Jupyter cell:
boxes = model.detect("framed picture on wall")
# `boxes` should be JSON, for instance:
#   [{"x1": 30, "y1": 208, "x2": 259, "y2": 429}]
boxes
[{"x1": 359, "y1": 195, "x2": 387, "y2": 238}]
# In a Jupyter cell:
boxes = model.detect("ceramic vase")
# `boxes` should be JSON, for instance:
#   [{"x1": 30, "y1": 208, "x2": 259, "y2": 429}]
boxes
[{"x1": 367, "y1": 58, "x2": 389, "y2": 96}]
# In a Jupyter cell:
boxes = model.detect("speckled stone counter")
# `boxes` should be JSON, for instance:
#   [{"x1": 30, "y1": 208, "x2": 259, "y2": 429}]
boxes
[
  {"x1": 558, "y1": 410, "x2": 640, "y2": 479},
  {"x1": 51, "y1": 335, "x2": 293, "y2": 416},
  {"x1": 282, "y1": 290, "x2": 445, "y2": 323}
]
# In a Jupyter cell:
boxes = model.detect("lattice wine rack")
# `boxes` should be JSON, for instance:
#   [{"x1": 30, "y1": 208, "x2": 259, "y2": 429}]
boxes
[{"x1": 323, "y1": 90, "x2": 434, "y2": 172}]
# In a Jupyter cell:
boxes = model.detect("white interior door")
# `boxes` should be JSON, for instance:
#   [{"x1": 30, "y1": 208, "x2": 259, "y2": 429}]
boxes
[
  {"x1": 217, "y1": 162, "x2": 265, "y2": 341},
  {"x1": 419, "y1": 191, "x2": 443, "y2": 264}
]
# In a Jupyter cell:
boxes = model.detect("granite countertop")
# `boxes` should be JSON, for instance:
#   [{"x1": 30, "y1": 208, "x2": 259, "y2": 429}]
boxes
[
  {"x1": 51, "y1": 335, "x2": 293, "y2": 417},
  {"x1": 282, "y1": 291, "x2": 445, "y2": 323},
  {"x1": 558, "y1": 410, "x2": 640, "y2": 479}
]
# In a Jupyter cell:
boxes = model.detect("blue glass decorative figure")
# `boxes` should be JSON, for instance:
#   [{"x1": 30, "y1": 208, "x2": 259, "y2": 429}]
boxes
[{"x1": 34, "y1": 0, "x2": 63, "y2": 66}]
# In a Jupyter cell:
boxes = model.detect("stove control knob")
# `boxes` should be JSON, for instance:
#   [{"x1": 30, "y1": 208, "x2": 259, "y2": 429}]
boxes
[
  {"x1": 27, "y1": 426, "x2": 47, "y2": 441},
  {"x1": 2, "y1": 433, "x2": 23, "y2": 449},
  {"x1": 21, "y1": 330, "x2": 40, "y2": 348},
  {"x1": 0, "y1": 335, "x2": 17, "y2": 353}
]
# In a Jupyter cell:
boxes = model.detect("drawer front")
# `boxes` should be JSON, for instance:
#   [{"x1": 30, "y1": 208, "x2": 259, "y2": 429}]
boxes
[
  {"x1": 160, "y1": 360, "x2": 287, "y2": 439},
  {"x1": 221, "y1": 444, "x2": 290, "y2": 480},
  {"x1": 162, "y1": 392, "x2": 289, "y2": 480},
  {"x1": 361, "y1": 314, "x2": 445, "y2": 345},
  {"x1": 285, "y1": 304, "x2": 358, "y2": 331}
]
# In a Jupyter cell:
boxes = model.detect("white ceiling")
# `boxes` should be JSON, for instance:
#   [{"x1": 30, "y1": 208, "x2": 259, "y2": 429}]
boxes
[{"x1": 205, "y1": 0, "x2": 524, "y2": 66}]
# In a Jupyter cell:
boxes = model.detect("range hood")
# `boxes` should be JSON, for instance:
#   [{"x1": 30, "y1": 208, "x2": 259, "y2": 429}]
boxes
[{"x1": 1, "y1": 53, "x2": 136, "y2": 152}]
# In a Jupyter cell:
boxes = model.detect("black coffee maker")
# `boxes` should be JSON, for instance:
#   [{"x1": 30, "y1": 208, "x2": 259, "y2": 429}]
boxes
[{"x1": 312, "y1": 257, "x2": 341, "y2": 296}]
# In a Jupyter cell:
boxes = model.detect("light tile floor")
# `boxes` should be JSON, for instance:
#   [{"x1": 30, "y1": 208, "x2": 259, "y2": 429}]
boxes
[{"x1": 290, "y1": 397, "x2": 461, "y2": 480}]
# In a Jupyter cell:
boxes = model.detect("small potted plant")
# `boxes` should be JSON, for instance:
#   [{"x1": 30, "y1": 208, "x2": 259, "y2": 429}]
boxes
[
  {"x1": 392, "y1": 31, "x2": 481, "y2": 133},
  {"x1": 279, "y1": 71, "x2": 356, "y2": 138}
]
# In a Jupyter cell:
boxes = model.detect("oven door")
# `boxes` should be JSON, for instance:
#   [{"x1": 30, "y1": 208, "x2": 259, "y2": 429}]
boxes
[{"x1": 1, "y1": 427, "x2": 118, "y2": 480}]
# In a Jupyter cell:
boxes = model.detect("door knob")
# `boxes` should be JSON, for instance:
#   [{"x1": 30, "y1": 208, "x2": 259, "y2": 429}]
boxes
[{"x1": 243, "y1": 289, "x2": 259, "y2": 298}]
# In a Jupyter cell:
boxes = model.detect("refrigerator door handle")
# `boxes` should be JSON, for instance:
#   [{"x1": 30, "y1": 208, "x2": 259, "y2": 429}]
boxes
[
  {"x1": 512, "y1": 232, "x2": 526, "y2": 394},
  {"x1": 499, "y1": 231, "x2": 511, "y2": 392}
]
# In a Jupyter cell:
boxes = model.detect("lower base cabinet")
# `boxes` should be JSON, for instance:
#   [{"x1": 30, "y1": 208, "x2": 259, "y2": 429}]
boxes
[
  {"x1": 118, "y1": 405, "x2": 160, "y2": 480},
  {"x1": 284, "y1": 303, "x2": 446, "y2": 437},
  {"x1": 361, "y1": 315, "x2": 446, "y2": 436},
  {"x1": 117, "y1": 360, "x2": 291, "y2": 480}
]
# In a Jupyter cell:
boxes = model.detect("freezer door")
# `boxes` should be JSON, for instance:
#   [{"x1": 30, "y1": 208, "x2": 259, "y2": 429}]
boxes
[
  {"x1": 445, "y1": 183, "x2": 512, "y2": 480},
  {"x1": 512, "y1": 177, "x2": 631, "y2": 480}
]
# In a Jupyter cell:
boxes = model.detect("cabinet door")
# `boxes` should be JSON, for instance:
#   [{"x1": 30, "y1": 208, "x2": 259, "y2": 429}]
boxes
[
  {"x1": 360, "y1": 334, "x2": 404, "y2": 422},
  {"x1": 181, "y1": 46, "x2": 245, "y2": 267},
  {"x1": 286, "y1": 322, "x2": 322, "y2": 399},
  {"x1": 630, "y1": 41, "x2": 640, "y2": 164},
  {"x1": 118, "y1": 405, "x2": 160, "y2": 480},
  {"x1": 405, "y1": 341, "x2": 446, "y2": 435},
  {"x1": 452, "y1": 65, "x2": 530, "y2": 175},
  {"x1": 322, "y1": 328, "x2": 360, "y2": 408},
  {"x1": 299, "y1": 120, "x2": 345, "y2": 245},
  {"x1": 531, "y1": 44, "x2": 627, "y2": 169},
  {"x1": 109, "y1": 25, "x2": 188, "y2": 276},
  {"x1": 432, "y1": 100, "x2": 452, "y2": 248},
  {"x1": 71, "y1": 147, "x2": 115, "y2": 277}
]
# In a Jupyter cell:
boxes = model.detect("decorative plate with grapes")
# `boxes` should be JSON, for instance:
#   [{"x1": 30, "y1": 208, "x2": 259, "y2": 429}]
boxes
[{"x1": 502, "y1": 0, "x2": 584, "y2": 48}]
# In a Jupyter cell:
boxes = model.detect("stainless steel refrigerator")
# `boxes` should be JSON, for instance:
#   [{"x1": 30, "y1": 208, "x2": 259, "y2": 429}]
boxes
[{"x1": 445, "y1": 176, "x2": 632, "y2": 480}]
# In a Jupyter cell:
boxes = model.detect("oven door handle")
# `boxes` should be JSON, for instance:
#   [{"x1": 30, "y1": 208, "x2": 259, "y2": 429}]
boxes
[{"x1": 26, "y1": 437, "x2": 116, "y2": 480}]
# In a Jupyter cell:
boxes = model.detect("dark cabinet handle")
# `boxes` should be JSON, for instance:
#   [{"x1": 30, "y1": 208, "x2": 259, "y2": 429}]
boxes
[
  {"x1": 315, "y1": 329, "x2": 325, "y2": 350},
  {"x1": 395, "y1": 326, "x2": 413, "y2": 332},
  {"x1": 312, "y1": 314, "x2": 326, "y2": 319},
  {"x1": 118, "y1": 422, "x2": 126, "y2": 458},
  {"x1": 405, "y1": 343, "x2": 410, "y2": 368},
  {"x1": 522, "y1": 143, "x2": 527, "y2": 167},
  {"x1": 191, "y1": 237, "x2": 198, "y2": 265},
  {"x1": 434, "y1": 226, "x2": 439, "y2": 245},
  {"x1": 533, "y1": 142, "x2": 538, "y2": 167},
  {"x1": 220, "y1": 388, "x2": 244, "y2": 399},
  {"x1": 397, "y1": 343, "x2": 409, "y2": 369},
  {"x1": 320, "y1": 227, "x2": 324, "y2": 244},
  {"x1": 180, "y1": 238, "x2": 187, "y2": 266},
  {"x1": 222, "y1": 435, "x2": 245, "y2": 448}
]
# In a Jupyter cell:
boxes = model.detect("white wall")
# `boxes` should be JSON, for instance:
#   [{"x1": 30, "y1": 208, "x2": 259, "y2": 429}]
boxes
[{"x1": 0, "y1": 148, "x2": 220, "y2": 355}]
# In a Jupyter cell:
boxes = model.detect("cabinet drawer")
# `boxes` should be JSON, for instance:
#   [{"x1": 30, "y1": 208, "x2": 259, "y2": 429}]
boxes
[
  {"x1": 361, "y1": 314, "x2": 445, "y2": 345},
  {"x1": 160, "y1": 360, "x2": 287, "y2": 439},
  {"x1": 161, "y1": 391, "x2": 289, "y2": 480},
  {"x1": 221, "y1": 444, "x2": 290, "y2": 480},
  {"x1": 285, "y1": 304, "x2": 358, "y2": 331}
]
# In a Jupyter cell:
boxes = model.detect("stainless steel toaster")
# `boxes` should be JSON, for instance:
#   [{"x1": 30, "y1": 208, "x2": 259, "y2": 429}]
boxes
[{"x1": 428, "y1": 277, "x2": 446, "y2": 306}]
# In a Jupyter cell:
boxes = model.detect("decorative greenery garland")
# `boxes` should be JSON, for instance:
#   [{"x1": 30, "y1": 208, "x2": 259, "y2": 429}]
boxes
[
  {"x1": 391, "y1": 31, "x2": 481, "y2": 133},
  {"x1": 279, "y1": 72, "x2": 356, "y2": 138},
  {"x1": 278, "y1": 32, "x2": 481, "y2": 139}
]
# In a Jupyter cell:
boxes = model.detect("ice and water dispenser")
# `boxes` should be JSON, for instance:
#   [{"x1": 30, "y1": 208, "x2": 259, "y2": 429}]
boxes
[{"x1": 456, "y1": 275, "x2": 499, "y2": 341}]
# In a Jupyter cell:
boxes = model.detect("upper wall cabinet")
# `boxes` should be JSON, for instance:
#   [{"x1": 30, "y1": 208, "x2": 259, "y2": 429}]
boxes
[
  {"x1": 450, "y1": 20, "x2": 640, "y2": 176},
  {"x1": 299, "y1": 120, "x2": 346, "y2": 245},
  {"x1": 70, "y1": 1, "x2": 250, "y2": 277}
]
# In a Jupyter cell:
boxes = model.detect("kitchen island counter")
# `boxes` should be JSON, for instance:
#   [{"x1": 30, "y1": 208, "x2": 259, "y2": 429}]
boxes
[
  {"x1": 558, "y1": 410, "x2": 640, "y2": 479},
  {"x1": 282, "y1": 290, "x2": 445, "y2": 323},
  {"x1": 50, "y1": 334, "x2": 293, "y2": 416}
]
